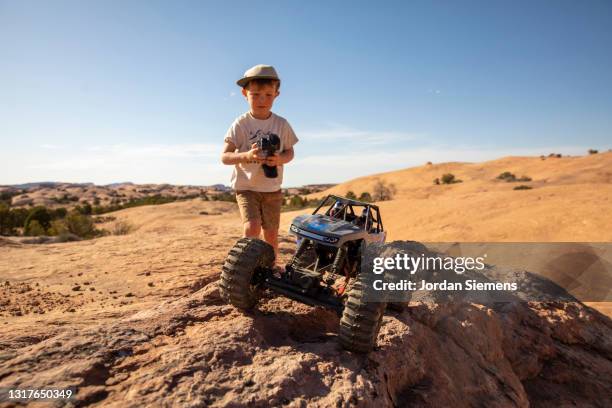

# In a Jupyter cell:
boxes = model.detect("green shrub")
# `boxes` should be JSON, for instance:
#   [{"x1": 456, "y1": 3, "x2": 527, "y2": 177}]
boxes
[
  {"x1": 80, "y1": 202, "x2": 93, "y2": 215},
  {"x1": 289, "y1": 195, "x2": 306, "y2": 207},
  {"x1": 282, "y1": 195, "x2": 318, "y2": 211},
  {"x1": 53, "y1": 207, "x2": 67, "y2": 218},
  {"x1": 11, "y1": 208, "x2": 29, "y2": 230},
  {"x1": 440, "y1": 173, "x2": 462, "y2": 184},
  {"x1": 111, "y1": 220, "x2": 133, "y2": 235},
  {"x1": 0, "y1": 203, "x2": 14, "y2": 235},
  {"x1": 358, "y1": 192, "x2": 373, "y2": 202},
  {"x1": 513, "y1": 185, "x2": 533, "y2": 190},
  {"x1": 48, "y1": 219, "x2": 68, "y2": 236},
  {"x1": 24, "y1": 206, "x2": 52, "y2": 232},
  {"x1": 209, "y1": 192, "x2": 236, "y2": 203},
  {"x1": 345, "y1": 191, "x2": 357, "y2": 200},
  {"x1": 26, "y1": 220, "x2": 46, "y2": 236},
  {"x1": 497, "y1": 171, "x2": 516, "y2": 181},
  {"x1": 62, "y1": 212, "x2": 98, "y2": 238},
  {"x1": 497, "y1": 172, "x2": 531, "y2": 182}
]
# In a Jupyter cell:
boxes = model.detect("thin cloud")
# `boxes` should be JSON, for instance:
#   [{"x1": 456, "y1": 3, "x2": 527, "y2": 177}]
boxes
[
  {"x1": 301, "y1": 124, "x2": 422, "y2": 145},
  {"x1": 29, "y1": 143, "x2": 219, "y2": 171}
]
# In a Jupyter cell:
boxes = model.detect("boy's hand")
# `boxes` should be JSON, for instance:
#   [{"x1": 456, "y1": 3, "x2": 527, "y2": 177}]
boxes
[
  {"x1": 245, "y1": 143, "x2": 264, "y2": 163},
  {"x1": 264, "y1": 152, "x2": 281, "y2": 167}
]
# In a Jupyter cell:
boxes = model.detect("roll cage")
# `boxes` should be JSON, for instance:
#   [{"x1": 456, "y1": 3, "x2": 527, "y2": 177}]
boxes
[{"x1": 312, "y1": 195, "x2": 384, "y2": 234}]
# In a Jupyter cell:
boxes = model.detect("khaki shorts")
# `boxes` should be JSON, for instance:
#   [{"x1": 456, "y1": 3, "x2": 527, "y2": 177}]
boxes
[{"x1": 235, "y1": 190, "x2": 284, "y2": 231}]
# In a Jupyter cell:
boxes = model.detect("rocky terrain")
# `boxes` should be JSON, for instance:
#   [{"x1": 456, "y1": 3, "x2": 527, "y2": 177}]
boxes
[
  {"x1": 1, "y1": 153, "x2": 612, "y2": 406},
  {"x1": 0, "y1": 182, "x2": 226, "y2": 211}
]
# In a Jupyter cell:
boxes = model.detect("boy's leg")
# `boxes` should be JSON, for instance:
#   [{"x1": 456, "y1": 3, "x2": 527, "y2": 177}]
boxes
[
  {"x1": 235, "y1": 191, "x2": 263, "y2": 238},
  {"x1": 262, "y1": 227, "x2": 279, "y2": 263},
  {"x1": 243, "y1": 220, "x2": 261, "y2": 238},
  {"x1": 261, "y1": 190, "x2": 284, "y2": 266}
]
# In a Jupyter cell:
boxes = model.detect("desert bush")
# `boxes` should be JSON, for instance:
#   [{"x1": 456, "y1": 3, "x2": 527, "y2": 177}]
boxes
[
  {"x1": 497, "y1": 172, "x2": 531, "y2": 182},
  {"x1": 24, "y1": 206, "x2": 52, "y2": 233},
  {"x1": 373, "y1": 180, "x2": 396, "y2": 201},
  {"x1": 359, "y1": 192, "x2": 373, "y2": 202},
  {"x1": 440, "y1": 173, "x2": 462, "y2": 184},
  {"x1": 26, "y1": 220, "x2": 46, "y2": 236},
  {"x1": 53, "y1": 207, "x2": 68, "y2": 218},
  {"x1": 48, "y1": 219, "x2": 68, "y2": 236},
  {"x1": 209, "y1": 192, "x2": 236, "y2": 203},
  {"x1": 433, "y1": 178, "x2": 440, "y2": 185},
  {"x1": 93, "y1": 215, "x2": 116, "y2": 224},
  {"x1": 588, "y1": 149, "x2": 598, "y2": 155},
  {"x1": 513, "y1": 185, "x2": 533, "y2": 190},
  {"x1": 111, "y1": 220, "x2": 133, "y2": 235},
  {"x1": 497, "y1": 171, "x2": 515, "y2": 181},
  {"x1": 62, "y1": 211, "x2": 98, "y2": 238},
  {"x1": 10, "y1": 208, "x2": 29, "y2": 229},
  {"x1": 298, "y1": 187, "x2": 312, "y2": 195},
  {"x1": 0, "y1": 203, "x2": 15, "y2": 235},
  {"x1": 345, "y1": 191, "x2": 357, "y2": 200},
  {"x1": 282, "y1": 195, "x2": 318, "y2": 211},
  {"x1": 289, "y1": 195, "x2": 306, "y2": 207},
  {"x1": 79, "y1": 202, "x2": 93, "y2": 215},
  {"x1": 548, "y1": 153, "x2": 562, "y2": 158}
]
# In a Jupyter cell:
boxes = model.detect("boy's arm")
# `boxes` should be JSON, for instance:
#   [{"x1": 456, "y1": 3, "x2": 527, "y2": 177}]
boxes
[{"x1": 221, "y1": 141, "x2": 262, "y2": 165}]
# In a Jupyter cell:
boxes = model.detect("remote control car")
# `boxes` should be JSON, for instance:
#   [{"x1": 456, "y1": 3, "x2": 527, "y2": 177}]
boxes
[{"x1": 219, "y1": 195, "x2": 387, "y2": 352}]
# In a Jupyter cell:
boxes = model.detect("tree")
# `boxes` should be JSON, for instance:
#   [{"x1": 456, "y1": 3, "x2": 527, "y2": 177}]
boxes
[
  {"x1": 24, "y1": 206, "x2": 52, "y2": 232},
  {"x1": 63, "y1": 211, "x2": 97, "y2": 238},
  {"x1": 359, "y1": 192, "x2": 373, "y2": 202},
  {"x1": 289, "y1": 195, "x2": 306, "y2": 208},
  {"x1": 26, "y1": 220, "x2": 46, "y2": 236},
  {"x1": 80, "y1": 201, "x2": 93, "y2": 215},
  {"x1": 53, "y1": 207, "x2": 67, "y2": 219},
  {"x1": 11, "y1": 208, "x2": 29, "y2": 231},
  {"x1": 0, "y1": 203, "x2": 14, "y2": 235},
  {"x1": 372, "y1": 180, "x2": 396, "y2": 201}
]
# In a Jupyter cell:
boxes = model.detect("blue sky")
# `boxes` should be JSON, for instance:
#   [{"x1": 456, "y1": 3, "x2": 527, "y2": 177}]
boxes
[{"x1": 1, "y1": 0, "x2": 611, "y2": 186}]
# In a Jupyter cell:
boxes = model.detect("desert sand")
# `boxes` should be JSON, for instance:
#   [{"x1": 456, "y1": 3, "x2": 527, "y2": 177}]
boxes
[{"x1": 1, "y1": 153, "x2": 611, "y2": 406}]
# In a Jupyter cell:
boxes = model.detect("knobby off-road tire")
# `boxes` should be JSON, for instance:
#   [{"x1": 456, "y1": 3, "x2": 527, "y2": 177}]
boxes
[
  {"x1": 219, "y1": 238, "x2": 274, "y2": 310},
  {"x1": 339, "y1": 274, "x2": 387, "y2": 353}
]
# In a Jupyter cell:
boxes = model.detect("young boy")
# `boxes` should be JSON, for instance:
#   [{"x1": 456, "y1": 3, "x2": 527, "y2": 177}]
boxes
[{"x1": 221, "y1": 64, "x2": 298, "y2": 269}]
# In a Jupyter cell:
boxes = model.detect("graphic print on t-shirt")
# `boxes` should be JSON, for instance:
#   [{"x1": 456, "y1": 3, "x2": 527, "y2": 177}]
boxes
[{"x1": 246, "y1": 129, "x2": 280, "y2": 164}]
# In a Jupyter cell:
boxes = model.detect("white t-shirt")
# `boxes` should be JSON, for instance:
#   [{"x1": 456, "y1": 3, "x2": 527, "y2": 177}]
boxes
[{"x1": 224, "y1": 112, "x2": 299, "y2": 192}]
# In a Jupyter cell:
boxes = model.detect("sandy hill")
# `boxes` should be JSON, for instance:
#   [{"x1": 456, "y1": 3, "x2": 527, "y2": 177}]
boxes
[{"x1": 293, "y1": 152, "x2": 612, "y2": 242}]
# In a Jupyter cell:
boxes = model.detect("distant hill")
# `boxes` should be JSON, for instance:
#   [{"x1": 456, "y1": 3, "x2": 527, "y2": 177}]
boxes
[{"x1": 285, "y1": 151, "x2": 612, "y2": 242}]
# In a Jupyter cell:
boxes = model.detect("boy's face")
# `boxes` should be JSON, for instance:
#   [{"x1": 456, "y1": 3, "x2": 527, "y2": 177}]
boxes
[{"x1": 242, "y1": 82, "x2": 279, "y2": 119}]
